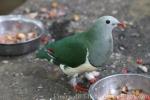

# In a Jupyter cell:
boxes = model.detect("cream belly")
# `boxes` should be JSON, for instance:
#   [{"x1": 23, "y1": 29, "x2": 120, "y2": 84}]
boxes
[
  {"x1": 59, "y1": 49, "x2": 97, "y2": 76},
  {"x1": 60, "y1": 63, "x2": 97, "y2": 76}
]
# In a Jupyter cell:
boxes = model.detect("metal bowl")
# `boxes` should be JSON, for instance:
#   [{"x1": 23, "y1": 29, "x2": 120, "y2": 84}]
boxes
[
  {"x1": 89, "y1": 74, "x2": 150, "y2": 100},
  {"x1": 0, "y1": 15, "x2": 44, "y2": 56}
]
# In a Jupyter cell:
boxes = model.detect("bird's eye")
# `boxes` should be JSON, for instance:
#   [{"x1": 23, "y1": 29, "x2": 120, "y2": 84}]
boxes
[{"x1": 106, "y1": 20, "x2": 110, "y2": 24}]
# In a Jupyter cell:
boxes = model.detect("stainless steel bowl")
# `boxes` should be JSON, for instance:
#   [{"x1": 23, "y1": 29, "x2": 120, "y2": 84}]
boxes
[
  {"x1": 89, "y1": 74, "x2": 150, "y2": 100},
  {"x1": 0, "y1": 15, "x2": 44, "y2": 56}
]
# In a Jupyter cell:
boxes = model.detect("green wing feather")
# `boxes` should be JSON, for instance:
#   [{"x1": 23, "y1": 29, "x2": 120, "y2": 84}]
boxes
[{"x1": 36, "y1": 34, "x2": 87, "y2": 68}]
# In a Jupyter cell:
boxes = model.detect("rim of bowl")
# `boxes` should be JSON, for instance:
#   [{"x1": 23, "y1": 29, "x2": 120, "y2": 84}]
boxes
[{"x1": 88, "y1": 73, "x2": 150, "y2": 100}]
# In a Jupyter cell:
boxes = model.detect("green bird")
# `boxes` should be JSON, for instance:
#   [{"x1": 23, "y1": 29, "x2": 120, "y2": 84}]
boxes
[{"x1": 36, "y1": 16, "x2": 126, "y2": 92}]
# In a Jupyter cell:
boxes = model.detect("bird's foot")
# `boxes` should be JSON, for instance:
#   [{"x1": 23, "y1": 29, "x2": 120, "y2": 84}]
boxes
[
  {"x1": 85, "y1": 71, "x2": 100, "y2": 84},
  {"x1": 73, "y1": 83, "x2": 88, "y2": 92},
  {"x1": 70, "y1": 74, "x2": 88, "y2": 93},
  {"x1": 89, "y1": 78, "x2": 97, "y2": 84}
]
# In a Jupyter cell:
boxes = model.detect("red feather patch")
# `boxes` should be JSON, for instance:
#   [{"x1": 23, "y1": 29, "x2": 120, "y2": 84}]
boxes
[{"x1": 47, "y1": 48, "x2": 54, "y2": 53}]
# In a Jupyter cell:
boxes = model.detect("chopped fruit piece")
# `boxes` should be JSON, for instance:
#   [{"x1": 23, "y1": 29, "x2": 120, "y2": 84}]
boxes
[
  {"x1": 27, "y1": 32, "x2": 36, "y2": 40},
  {"x1": 0, "y1": 36, "x2": 6, "y2": 44},
  {"x1": 73, "y1": 14, "x2": 80, "y2": 21},
  {"x1": 51, "y1": 1, "x2": 58, "y2": 8},
  {"x1": 16, "y1": 33, "x2": 26, "y2": 40},
  {"x1": 105, "y1": 94, "x2": 117, "y2": 100},
  {"x1": 48, "y1": 9, "x2": 57, "y2": 18},
  {"x1": 40, "y1": 35, "x2": 49, "y2": 44},
  {"x1": 136, "y1": 58, "x2": 143, "y2": 64},
  {"x1": 121, "y1": 85, "x2": 128, "y2": 94},
  {"x1": 132, "y1": 89, "x2": 142, "y2": 96}
]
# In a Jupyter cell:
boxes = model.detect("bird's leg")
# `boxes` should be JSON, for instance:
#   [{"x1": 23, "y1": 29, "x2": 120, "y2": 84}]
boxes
[
  {"x1": 91, "y1": 71, "x2": 100, "y2": 78},
  {"x1": 69, "y1": 74, "x2": 88, "y2": 92},
  {"x1": 85, "y1": 71, "x2": 100, "y2": 84}
]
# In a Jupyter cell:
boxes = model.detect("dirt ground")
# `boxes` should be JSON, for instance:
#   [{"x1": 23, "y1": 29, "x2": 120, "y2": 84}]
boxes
[{"x1": 0, "y1": 0, "x2": 150, "y2": 100}]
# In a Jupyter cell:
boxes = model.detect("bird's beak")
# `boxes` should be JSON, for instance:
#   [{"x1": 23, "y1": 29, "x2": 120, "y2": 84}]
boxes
[{"x1": 117, "y1": 21, "x2": 126, "y2": 30}]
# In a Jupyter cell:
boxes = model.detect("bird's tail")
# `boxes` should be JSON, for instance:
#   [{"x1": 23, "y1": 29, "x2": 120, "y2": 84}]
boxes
[
  {"x1": 36, "y1": 47, "x2": 52, "y2": 61},
  {"x1": 36, "y1": 47, "x2": 60, "y2": 65}
]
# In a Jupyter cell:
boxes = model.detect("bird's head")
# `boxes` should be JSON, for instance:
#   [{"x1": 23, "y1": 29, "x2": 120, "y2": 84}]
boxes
[{"x1": 97, "y1": 16, "x2": 126, "y2": 31}]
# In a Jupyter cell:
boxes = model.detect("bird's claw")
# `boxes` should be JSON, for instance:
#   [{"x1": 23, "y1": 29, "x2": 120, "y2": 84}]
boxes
[
  {"x1": 85, "y1": 71, "x2": 100, "y2": 84},
  {"x1": 89, "y1": 78, "x2": 97, "y2": 84},
  {"x1": 70, "y1": 74, "x2": 88, "y2": 93}
]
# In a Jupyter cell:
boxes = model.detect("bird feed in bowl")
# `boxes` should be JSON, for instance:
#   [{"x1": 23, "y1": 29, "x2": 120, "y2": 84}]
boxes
[
  {"x1": 104, "y1": 85, "x2": 150, "y2": 100},
  {"x1": 0, "y1": 32, "x2": 37, "y2": 44},
  {"x1": 89, "y1": 74, "x2": 150, "y2": 100}
]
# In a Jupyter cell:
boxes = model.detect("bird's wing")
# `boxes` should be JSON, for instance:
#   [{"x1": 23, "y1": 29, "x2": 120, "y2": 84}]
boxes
[{"x1": 37, "y1": 36, "x2": 87, "y2": 68}]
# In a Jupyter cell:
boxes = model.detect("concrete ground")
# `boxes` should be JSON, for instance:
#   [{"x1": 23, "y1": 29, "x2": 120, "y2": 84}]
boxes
[{"x1": 0, "y1": 0, "x2": 150, "y2": 100}]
